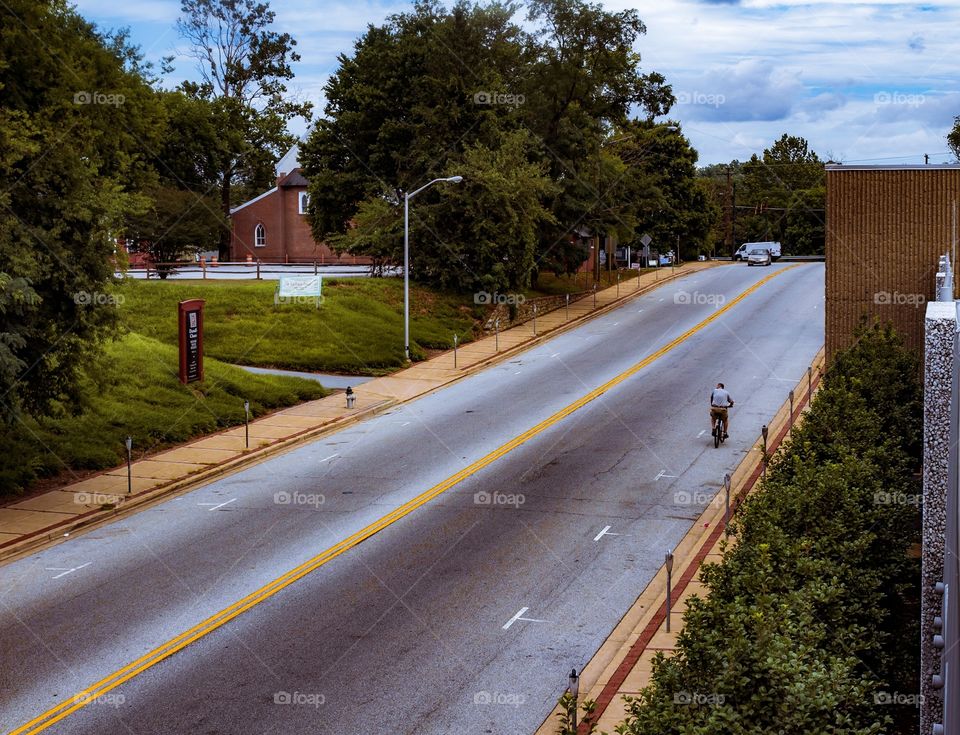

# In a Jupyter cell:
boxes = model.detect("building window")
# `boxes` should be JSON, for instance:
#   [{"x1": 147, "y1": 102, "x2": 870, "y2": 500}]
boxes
[
  {"x1": 255, "y1": 223, "x2": 266, "y2": 247},
  {"x1": 299, "y1": 192, "x2": 310, "y2": 215}
]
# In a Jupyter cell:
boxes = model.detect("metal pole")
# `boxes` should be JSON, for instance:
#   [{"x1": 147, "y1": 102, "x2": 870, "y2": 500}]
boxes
[
  {"x1": 665, "y1": 550, "x2": 674, "y2": 632},
  {"x1": 125, "y1": 436, "x2": 132, "y2": 494},
  {"x1": 617, "y1": 270, "x2": 620, "y2": 297},
  {"x1": 568, "y1": 669, "x2": 579, "y2": 729},
  {"x1": 257, "y1": 259, "x2": 261, "y2": 280},
  {"x1": 404, "y1": 194, "x2": 410, "y2": 361},
  {"x1": 453, "y1": 334, "x2": 458, "y2": 368},
  {"x1": 565, "y1": 293, "x2": 569, "y2": 320},
  {"x1": 789, "y1": 389, "x2": 795, "y2": 431},
  {"x1": 807, "y1": 365, "x2": 813, "y2": 405},
  {"x1": 533, "y1": 304, "x2": 537, "y2": 336},
  {"x1": 593, "y1": 284, "x2": 597, "y2": 308},
  {"x1": 724, "y1": 473, "x2": 731, "y2": 534},
  {"x1": 495, "y1": 318, "x2": 499, "y2": 352},
  {"x1": 244, "y1": 400, "x2": 250, "y2": 449},
  {"x1": 762, "y1": 424, "x2": 769, "y2": 478}
]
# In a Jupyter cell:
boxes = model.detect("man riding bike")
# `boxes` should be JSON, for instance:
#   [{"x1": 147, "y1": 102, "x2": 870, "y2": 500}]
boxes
[{"x1": 710, "y1": 383, "x2": 734, "y2": 439}]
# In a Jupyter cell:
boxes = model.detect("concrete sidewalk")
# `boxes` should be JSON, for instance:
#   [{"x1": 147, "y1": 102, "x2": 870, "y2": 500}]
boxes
[
  {"x1": 534, "y1": 346, "x2": 826, "y2": 735},
  {"x1": 0, "y1": 263, "x2": 718, "y2": 563}
]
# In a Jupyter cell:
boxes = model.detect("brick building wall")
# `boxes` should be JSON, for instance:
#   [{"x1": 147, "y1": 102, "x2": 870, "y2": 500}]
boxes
[{"x1": 826, "y1": 165, "x2": 960, "y2": 360}]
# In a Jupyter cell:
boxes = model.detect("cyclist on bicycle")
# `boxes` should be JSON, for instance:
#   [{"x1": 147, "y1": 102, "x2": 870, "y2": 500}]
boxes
[{"x1": 710, "y1": 383, "x2": 734, "y2": 439}]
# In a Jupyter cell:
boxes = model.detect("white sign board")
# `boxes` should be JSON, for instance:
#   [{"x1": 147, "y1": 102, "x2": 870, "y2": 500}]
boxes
[{"x1": 278, "y1": 276, "x2": 321, "y2": 298}]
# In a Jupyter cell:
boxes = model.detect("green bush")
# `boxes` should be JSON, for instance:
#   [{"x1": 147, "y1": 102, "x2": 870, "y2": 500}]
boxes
[{"x1": 612, "y1": 325, "x2": 922, "y2": 735}]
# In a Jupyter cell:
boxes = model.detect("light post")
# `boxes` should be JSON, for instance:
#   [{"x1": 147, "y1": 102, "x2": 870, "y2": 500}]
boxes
[
  {"x1": 404, "y1": 175, "x2": 463, "y2": 361},
  {"x1": 724, "y1": 473, "x2": 731, "y2": 533}
]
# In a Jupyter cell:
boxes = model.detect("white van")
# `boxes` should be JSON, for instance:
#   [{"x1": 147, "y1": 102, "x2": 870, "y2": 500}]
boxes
[{"x1": 734, "y1": 241, "x2": 781, "y2": 261}]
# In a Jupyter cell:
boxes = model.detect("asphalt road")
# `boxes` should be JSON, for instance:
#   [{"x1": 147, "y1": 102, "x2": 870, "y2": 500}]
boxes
[{"x1": 1, "y1": 263, "x2": 824, "y2": 735}]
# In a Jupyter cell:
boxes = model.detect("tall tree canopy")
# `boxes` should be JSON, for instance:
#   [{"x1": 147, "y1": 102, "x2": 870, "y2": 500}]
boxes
[
  {"x1": 301, "y1": 0, "x2": 694, "y2": 293},
  {"x1": 178, "y1": 0, "x2": 312, "y2": 259},
  {"x1": 0, "y1": 0, "x2": 162, "y2": 420}
]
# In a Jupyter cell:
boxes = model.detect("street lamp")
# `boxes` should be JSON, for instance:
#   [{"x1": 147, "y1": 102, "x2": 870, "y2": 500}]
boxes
[
  {"x1": 404, "y1": 175, "x2": 463, "y2": 361},
  {"x1": 568, "y1": 668, "x2": 580, "y2": 728}
]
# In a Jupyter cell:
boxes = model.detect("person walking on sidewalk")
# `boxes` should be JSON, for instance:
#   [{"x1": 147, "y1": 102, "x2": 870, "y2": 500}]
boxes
[{"x1": 710, "y1": 383, "x2": 734, "y2": 438}]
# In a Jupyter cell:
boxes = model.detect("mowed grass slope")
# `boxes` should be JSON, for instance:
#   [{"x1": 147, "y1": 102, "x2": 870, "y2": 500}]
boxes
[
  {"x1": 3, "y1": 333, "x2": 326, "y2": 494},
  {"x1": 118, "y1": 278, "x2": 479, "y2": 373}
]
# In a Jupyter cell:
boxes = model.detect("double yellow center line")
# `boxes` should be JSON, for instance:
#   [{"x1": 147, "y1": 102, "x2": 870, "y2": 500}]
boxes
[{"x1": 11, "y1": 265, "x2": 795, "y2": 735}]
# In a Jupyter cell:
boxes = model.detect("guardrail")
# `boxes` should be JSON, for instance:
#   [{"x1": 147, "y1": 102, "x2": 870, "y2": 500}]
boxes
[{"x1": 119, "y1": 260, "x2": 393, "y2": 281}]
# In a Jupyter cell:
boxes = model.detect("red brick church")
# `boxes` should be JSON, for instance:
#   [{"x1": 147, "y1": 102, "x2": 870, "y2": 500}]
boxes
[{"x1": 229, "y1": 144, "x2": 370, "y2": 264}]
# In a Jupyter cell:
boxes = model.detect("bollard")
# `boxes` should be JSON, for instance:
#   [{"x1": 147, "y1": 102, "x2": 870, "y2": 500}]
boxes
[
  {"x1": 453, "y1": 334, "x2": 458, "y2": 369},
  {"x1": 665, "y1": 550, "x2": 675, "y2": 632},
  {"x1": 724, "y1": 473, "x2": 731, "y2": 533},
  {"x1": 593, "y1": 284, "x2": 597, "y2": 308},
  {"x1": 762, "y1": 424, "x2": 769, "y2": 478},
  {"x1": 533, "y1": 304, "x2": 537, "y2": 336},
  {"x1": 789, "y1": 389, "x2": 795, "y2": 431},
  {"x1": 345, "y1": 386, "x2": 356, "y2": 409},
  {"x1": 565, "y1": 293, "x2": 570, "y2": 320},
  {"x1": 244, "y1": 400, "x2": 250, "y2": 449},
  {"x1": 125, "y1": 436, "x2": 132, "y2": 494},
  {"x1": 568, "y1": 669, "x2": 580, "y2": 729},
  {"x1": 617, "y1": 270, "x2": 620, "y2": 297}
]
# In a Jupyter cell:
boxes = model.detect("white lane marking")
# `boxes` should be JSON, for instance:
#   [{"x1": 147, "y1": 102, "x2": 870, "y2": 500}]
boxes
[
  {"x1": 514, "y1": 371, "x2": 521, "y2": 375},
  {"x1": 46, "y1": 562, "x2": 92, "y2": 579},
  {"x1": 658, "y1": 298, "x2": 664, "y2": 302},
  {"x1": 593, "y1": 526, "x2": 622, "y2": 542},
  {"x1": 319, "y1": 453, "x2": 340, "y2": 462},
  {"x1": 502, "y1": 607, "x2": 548, "y2": 630},
  {"x1": 198, "y1": 498, "x2": 237, "y2": 512},
  {"x1": 654, "y1": 470, "x2": 678, "y2": 481},
  {"x1": 697, "y1": 430, "x2": 706, "y2": 437},
  {"x1": 550, "y1": 353, "x2": 559, "y2": 358}
]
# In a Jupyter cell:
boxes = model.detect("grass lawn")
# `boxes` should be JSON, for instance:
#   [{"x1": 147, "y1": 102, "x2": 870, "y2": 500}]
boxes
[
  {"x1": 1, "y1": 333, "x2": 326, "y2": 495},
  {"x1": 117, "y1": 278, "x2": 479, "y2": 374}
]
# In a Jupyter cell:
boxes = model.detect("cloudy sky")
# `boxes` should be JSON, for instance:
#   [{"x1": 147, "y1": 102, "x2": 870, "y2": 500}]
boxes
[{"x1": 74, "y1": 0, "x2": 960, "y2": 165}]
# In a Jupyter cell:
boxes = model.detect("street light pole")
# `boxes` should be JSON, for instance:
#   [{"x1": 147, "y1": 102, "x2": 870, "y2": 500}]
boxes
[{"x1": 404, "y1": 175, "x2": 463, "y2": 361}]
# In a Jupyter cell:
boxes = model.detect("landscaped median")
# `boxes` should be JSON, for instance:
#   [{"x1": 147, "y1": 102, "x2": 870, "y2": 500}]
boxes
[
  {"x1": 543, "y1": 325, "x2": 922, "y2": 735},
  {"x1": 0, "y1": 262, "x2": 719, "y2": 561}
]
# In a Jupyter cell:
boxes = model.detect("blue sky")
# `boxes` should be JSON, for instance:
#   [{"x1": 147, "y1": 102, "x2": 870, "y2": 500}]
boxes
[{"x1": 73, "y1": 0, "x2": 960, "y2": 165}]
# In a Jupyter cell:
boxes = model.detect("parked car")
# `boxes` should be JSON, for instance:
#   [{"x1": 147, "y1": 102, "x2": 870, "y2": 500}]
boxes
[
  {"x1": 734, "y1": 241, "x2": 782, "y2": 261},
  {"x1": 746, "y1": 248, "x2": 772, "y2": 266}
]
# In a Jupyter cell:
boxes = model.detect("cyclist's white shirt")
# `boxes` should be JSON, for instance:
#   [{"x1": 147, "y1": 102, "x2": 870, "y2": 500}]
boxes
[{"x1": 711, "y1": 388, "x2": 733, "y2": 407}]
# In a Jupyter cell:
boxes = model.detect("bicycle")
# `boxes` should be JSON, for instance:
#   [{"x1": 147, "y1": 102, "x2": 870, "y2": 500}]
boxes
[{"x1": 713, "y1": 414, "x2": 726, "y2": 448}]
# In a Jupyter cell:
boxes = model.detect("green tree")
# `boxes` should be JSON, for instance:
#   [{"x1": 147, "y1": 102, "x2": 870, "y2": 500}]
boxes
[
  {"x1": 738, "y1": 134, "x2": 825, "y2": 254},
  {"x1": 0, "y1": 0, "x2": 163, "y2": 420},
  {"x1": 123, "y1": 186, "x2": 226, "y2": 276},
  {"x1": 178, "y1": 0, "x2": 312, "y2": 259}
]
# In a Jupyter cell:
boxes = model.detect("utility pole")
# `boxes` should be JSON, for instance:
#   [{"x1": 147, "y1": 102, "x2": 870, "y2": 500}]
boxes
[{"x1": 725, "y1": 167, "x2": 733, "y2": 253}]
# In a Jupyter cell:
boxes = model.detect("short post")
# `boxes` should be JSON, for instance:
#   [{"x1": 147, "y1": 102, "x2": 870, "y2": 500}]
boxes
[
  {"x1": 788, "y1": 389, "x2": 795, "y2": 431},
  {"x1": 201, "y1": 257, "x2": 207, "y2": 280},
  {"x1": 125, "y1": 436, "x2": 132, "y2": 494},
  {"x1": 565, "y1": 293, "x2": 570, "y2": 320},
  {"x1": 761, "y1": 424, "x2": 769, "y2": 478},
  {"x1": 617, "y1": 269, "x2": 620, "y2": 297},
  {"x1": 314, "y1": 260, "x2": 318, "y2": 276},
  {"x1": 807, "y1": 365, "x2": 813, "y2": 405},
  {"x1": 256, "y1": 259, "x2": 261, "y2": 280},
  {"x1": 568, "y1": 669, "x2": 580, "y2": 729},
  {"x1": 453, "y1": 333, "x2": 458, "y2": 368},
  {"x1": 244, "y1": 400, "x2": 250, "y2": 449},
  {"x1": 345, "y1": 386, "x2": 356, "y2": 409},
  {"x1": 724, "y1": 473, "x2": 731, "y2": 533},
  {"x1": 665, "y1": 550, "x2": 675, "y2": 632},
  {"x1": 495, "y1": 318, "x2": 500, "y2": 352},
  {"x1": 592, "y1": 284, "x2": 597, "y2": 308},
  {"x1": 533, "y1": 303, "x2": 538, "y2": 336}
]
